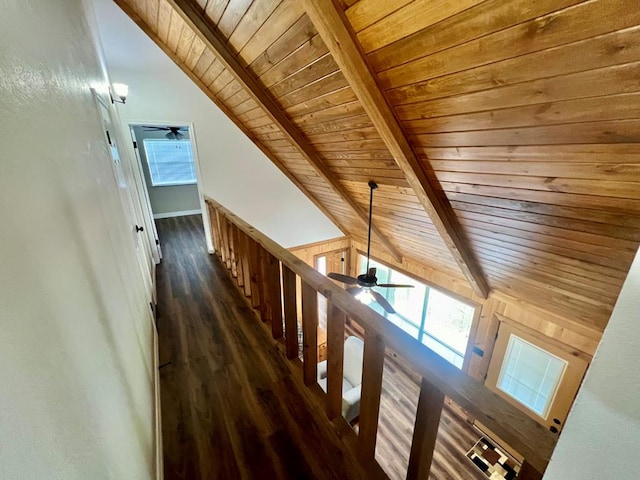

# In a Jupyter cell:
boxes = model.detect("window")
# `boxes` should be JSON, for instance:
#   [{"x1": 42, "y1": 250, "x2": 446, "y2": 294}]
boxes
[
  {"x1": 143, "y1": 139, "x2": 196, "y2": 186},
  {"x1": 497, "y1": 335, "x2": 567, "y2": 418},
  {"x1": 358, "y1": 255, "x2": 474, "y2": 368}
]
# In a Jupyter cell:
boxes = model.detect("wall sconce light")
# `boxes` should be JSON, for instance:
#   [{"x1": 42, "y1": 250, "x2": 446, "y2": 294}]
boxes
[{"x1": 110, "y1": 83, "x2": 129, "y2": 104}]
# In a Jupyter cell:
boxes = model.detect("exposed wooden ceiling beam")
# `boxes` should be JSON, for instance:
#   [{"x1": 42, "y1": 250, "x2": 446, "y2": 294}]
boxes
[
  {"x1": 165, "y1": 0, "x2": 403, "y2": 262},
  {"x1": 114, "y1": 0, "x2": 351, "y2": 238},
  {"x1": 301, "y1": 0, "x2": 490, "y2": 298}
]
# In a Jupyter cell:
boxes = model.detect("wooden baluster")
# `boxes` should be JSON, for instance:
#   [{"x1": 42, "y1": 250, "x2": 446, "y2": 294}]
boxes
[
  {"x1": 206, "y1": 203, "x2": 219, "y2": 256},
  {"x1": 282, "y1": 265, "x2": 298, "y2": 359},
  {"x1": 214, "y1": 210, "x2": 226, "y2": 263},
  {"x1": 238, "y1": 230, "x2": 252, "y2": 298},
  {"x1": 301, "y1": 281, "x2": 318, "y2": 386},
  {"x1": 266, "y1": 252, "x2": 283, "y2": 340},
  {"x1": 220, "y1": 214, "x2": 231, "y2": 269},
  {"x1": 326, "y1": 301, "x2": 345, "y2": 420},
  {"x1": 227, "y1": 220, "x2": 237, "y2": 278},
  {"x1": 231, "y1": 225, "x2": 243, "y2": 287},
  {"x1": 247, "y1": 239, "x2": 261, "y2": 309},
  {"x1": 407, "y1": 378, "x2": 444, "y2": 480},
  {"x1": 358, "y1": 331, "x2": 385, "y2": 461},
  {"x1": 519, "y1": 461, "x2": 543, "y2": 480},
  {"x1": 257, "y1": 245, "x2": 270, "y2": 322}
]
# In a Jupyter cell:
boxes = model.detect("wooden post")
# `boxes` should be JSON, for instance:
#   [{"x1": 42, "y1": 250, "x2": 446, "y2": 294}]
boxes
[
  {"x1": 238, "y1": 230, "x2": 252, "y2": 298},
  {"x1": 326, "y1": 301, "x2": 345, "y2": 420},
  {"x1": 232, "y1": 224, "x2": 243, "y2": 287},
  {"x1": 358, "y1": 332, "x2": 385, "y2": 461},
  {"x1": 219, "y1": 214, "x2": 231, "y2": 269},
  {"x1": 206, "y1": 202, "x2": 220, "y2": 255},
  {"x1": 282, "y1": 265, "x2": 298, "y2": 359},
  {"x1": 301, "y1": 281, "x2": 318, "y2": 386},
  {"x1": 407, "y1": 378, "x2": 444, "y2": 480},
  {"x1": 247, "y1": 239, "x2": 261, "y2": 309},
  {"x1": 257, "y1": 245, "x2": 271, "y2": 322},
  {"x1": 227, "y1": 219, "x2": 237, "y2": 278},
  {"x1": 214, "y1": 210, "x2": 227, "y2": 263},
  {"x1": 266, "y1": 253, "x2": 283, "y2": 340}
]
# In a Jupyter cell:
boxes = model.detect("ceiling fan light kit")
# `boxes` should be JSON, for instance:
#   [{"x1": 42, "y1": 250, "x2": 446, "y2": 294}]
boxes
[{"x1": 327, "y1": 180, "x2": 413, "y2": 314}]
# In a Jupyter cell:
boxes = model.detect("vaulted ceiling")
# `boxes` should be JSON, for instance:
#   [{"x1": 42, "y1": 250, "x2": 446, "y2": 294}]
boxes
[{"x1": 114, "y1": 0, "x2": 640, "y2": 332}]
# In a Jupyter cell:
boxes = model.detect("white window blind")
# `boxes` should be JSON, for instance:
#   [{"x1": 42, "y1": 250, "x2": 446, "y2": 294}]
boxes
[
  {"x1": 497, "y1": 335, "x2": 567, "y2": 418},
  {"x1": 143, "y1": 139, "x2": 196, "y2": 186}
]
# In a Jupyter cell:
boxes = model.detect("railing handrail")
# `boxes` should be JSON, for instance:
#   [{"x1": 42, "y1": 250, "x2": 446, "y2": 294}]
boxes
[{"x1": 205, "y1": 196, "x2": 556, "y2": 474}]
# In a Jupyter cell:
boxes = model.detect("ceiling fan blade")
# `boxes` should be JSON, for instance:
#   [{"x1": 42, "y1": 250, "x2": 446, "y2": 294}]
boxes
[
  {"x1": 376, "y1": 283, "x2": 415, "y2": 288},
  {"x1": 370, "y1": 290, "x2": 396, "y2": 314},
  {"x1": 327, "y1": 272, "x2": 359, "y2": 285},
  {"x1": 346, "y1": 286, "x2": 364, "y2": 296},
  {"x1": 142, "y1": 126, "x2": 168, "y2": 130}
]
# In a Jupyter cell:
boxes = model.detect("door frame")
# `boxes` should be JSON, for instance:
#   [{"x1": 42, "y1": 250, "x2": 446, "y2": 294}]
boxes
[
  {"x1": 485, "y1": 316, "x2": 590, "y2": 433},
  {"x1": 126, "y1": 120, "x2": 214, "y2": 254}
]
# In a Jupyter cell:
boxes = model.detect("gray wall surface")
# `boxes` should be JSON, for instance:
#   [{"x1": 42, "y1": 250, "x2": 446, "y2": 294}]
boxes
[{"x1": 133, "y1": 125, "x2": 200, "y2": 216}]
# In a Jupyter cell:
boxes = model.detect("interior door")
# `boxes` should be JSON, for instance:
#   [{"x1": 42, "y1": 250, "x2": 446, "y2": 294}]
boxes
[
  {"x1": 92, "y1": 89, "x2": 153, "y2": 302},
  {"x1": 485, "y1": 320, "x2": 589, "y2": 436}
]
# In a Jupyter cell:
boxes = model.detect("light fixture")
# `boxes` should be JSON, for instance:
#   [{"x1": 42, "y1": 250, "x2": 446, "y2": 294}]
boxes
[
  {"x1": 110, "y1": 83, "x2": 129, "y2": 104},
  {"x1": 355, "y1": 289, "x2": 374, "y2": 305}
]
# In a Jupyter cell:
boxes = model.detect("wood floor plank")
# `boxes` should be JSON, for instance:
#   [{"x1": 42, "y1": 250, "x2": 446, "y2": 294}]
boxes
[{"x1": 155, "y1": 215, "x2": 367, "y2": 480}]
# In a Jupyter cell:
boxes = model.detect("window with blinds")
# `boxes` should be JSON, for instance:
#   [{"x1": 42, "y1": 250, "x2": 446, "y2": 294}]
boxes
[{"x1": 143, "y1": 139, "x2": 196, "y2": 186}]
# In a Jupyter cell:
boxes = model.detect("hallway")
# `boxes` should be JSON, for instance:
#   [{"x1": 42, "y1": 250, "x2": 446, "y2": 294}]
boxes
[{"x1": 155, "y1": 215, "x2": 366, "y2": 479}]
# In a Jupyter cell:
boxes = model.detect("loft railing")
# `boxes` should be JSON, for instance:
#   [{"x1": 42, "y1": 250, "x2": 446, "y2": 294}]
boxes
[{"x1": 205, "y1": 196, "x2": 556, "y2": 480}]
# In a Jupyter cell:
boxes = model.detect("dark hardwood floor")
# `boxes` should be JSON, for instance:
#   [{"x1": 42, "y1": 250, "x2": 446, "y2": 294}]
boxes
[
  {"x1": 155, "y1": 215, "x2": 487, "y2": 480},
  {"x1": 155, "y1": 215, "x2": 366, "y2": 480}
]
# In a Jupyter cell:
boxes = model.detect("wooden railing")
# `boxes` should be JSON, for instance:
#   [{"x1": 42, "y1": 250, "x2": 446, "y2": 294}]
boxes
[{"x1": 205, "y1": 196, "x2": 556, "y2": 479}]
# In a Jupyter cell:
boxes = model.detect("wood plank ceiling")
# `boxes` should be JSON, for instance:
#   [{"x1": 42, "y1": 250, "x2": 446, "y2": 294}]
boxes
[{"x1": 115, "y1": 0, "x2": 640, "y2": 332}]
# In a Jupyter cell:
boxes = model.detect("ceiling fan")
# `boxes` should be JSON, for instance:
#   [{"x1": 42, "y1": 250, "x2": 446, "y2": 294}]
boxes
[
  {"x1": 327, "y1": 180, "x2": 413, "y2": 314},
  {"x1": 142, "y1": 125, "x2": 187, "y2": 140}
]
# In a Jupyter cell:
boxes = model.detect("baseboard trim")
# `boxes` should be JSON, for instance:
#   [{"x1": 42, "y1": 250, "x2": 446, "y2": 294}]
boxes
[
  {"x1": 152, "y1": 319, "x2": 163, "y2": 480},
  {"x1": 153, "y1": 209, "x2": 201, "y2": 219}
]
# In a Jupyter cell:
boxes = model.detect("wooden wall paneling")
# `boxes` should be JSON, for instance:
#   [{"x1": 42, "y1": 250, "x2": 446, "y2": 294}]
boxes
[
  {"x1": 302, "y1": 0, "x2": 490, "y2": 298},
  {"x1": 226, "y1": 0, "x2": 281, "y2": 53},
  {"x1": 356, "y1": 0, "x2": 483, "y2": 54},
  {"x1": 393, "y1": 61, "x2": 640, "y2": 122},
  {"x1": 357, "y1": 331, "x2": 385, "y2": 461},
  {"x1": 216, "y1": 0, "x2": 253, "y2": 38},
  {"x1": 301, "y1": 280, "x2": 319, "y2": 386},
  {"x1": 406, "y1": 377, "x2": 445, "y2": 480},
  {"x1": 236, "y1": 0, "x2": 306, "y2": 67},
  {"x1": 167, "y1": 0, "x2": 403, "y2": 262},
  {"x1": 377, "y1": 0, "x2": 640, "y2": 90},
  {"x1": 326, "y1": 300, "x2": 346, "y2": 420},
  {"x1": 248, "y1": 15, "x2": 317, "y2": 77},
  {"x1": 282, "y1": 265, "x2": 299, "y2": 359},
  {"x1": 203, "y1": 0, "x2": 230, "y2": 25},
  {"x1": 367, "y1": 0, "x2": 582, "y2": 69}
]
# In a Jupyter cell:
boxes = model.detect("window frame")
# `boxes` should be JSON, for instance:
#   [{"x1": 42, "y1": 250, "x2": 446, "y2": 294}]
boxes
[{"x1": 355, "y1": 251, "x2": 480, "y2": 369}]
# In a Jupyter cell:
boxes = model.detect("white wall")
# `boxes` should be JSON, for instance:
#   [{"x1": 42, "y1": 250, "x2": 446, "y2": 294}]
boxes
[
  {"x1": 91, "y1": 0, "x2": 343, "y2": 249},
  {"x1": 544, "y1": 247, "x2": 640, "y2": 479},
  {"x1": 0, "y1": 1, "x2": 155, "y2": 478}
]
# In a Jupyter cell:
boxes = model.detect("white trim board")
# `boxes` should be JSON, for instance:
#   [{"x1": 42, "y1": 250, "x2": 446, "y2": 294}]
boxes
[{"x1": 153, "y1": 209, "x2": 201, "y2": 219}]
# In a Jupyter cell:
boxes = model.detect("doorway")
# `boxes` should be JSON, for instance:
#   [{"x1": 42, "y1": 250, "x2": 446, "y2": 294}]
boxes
[
  {"x1": 130, "y1": 124, "x2": 203, "y2": 220},
  {"x1": 485, "y1": 320, "x2": 589, "y2": 435}
]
